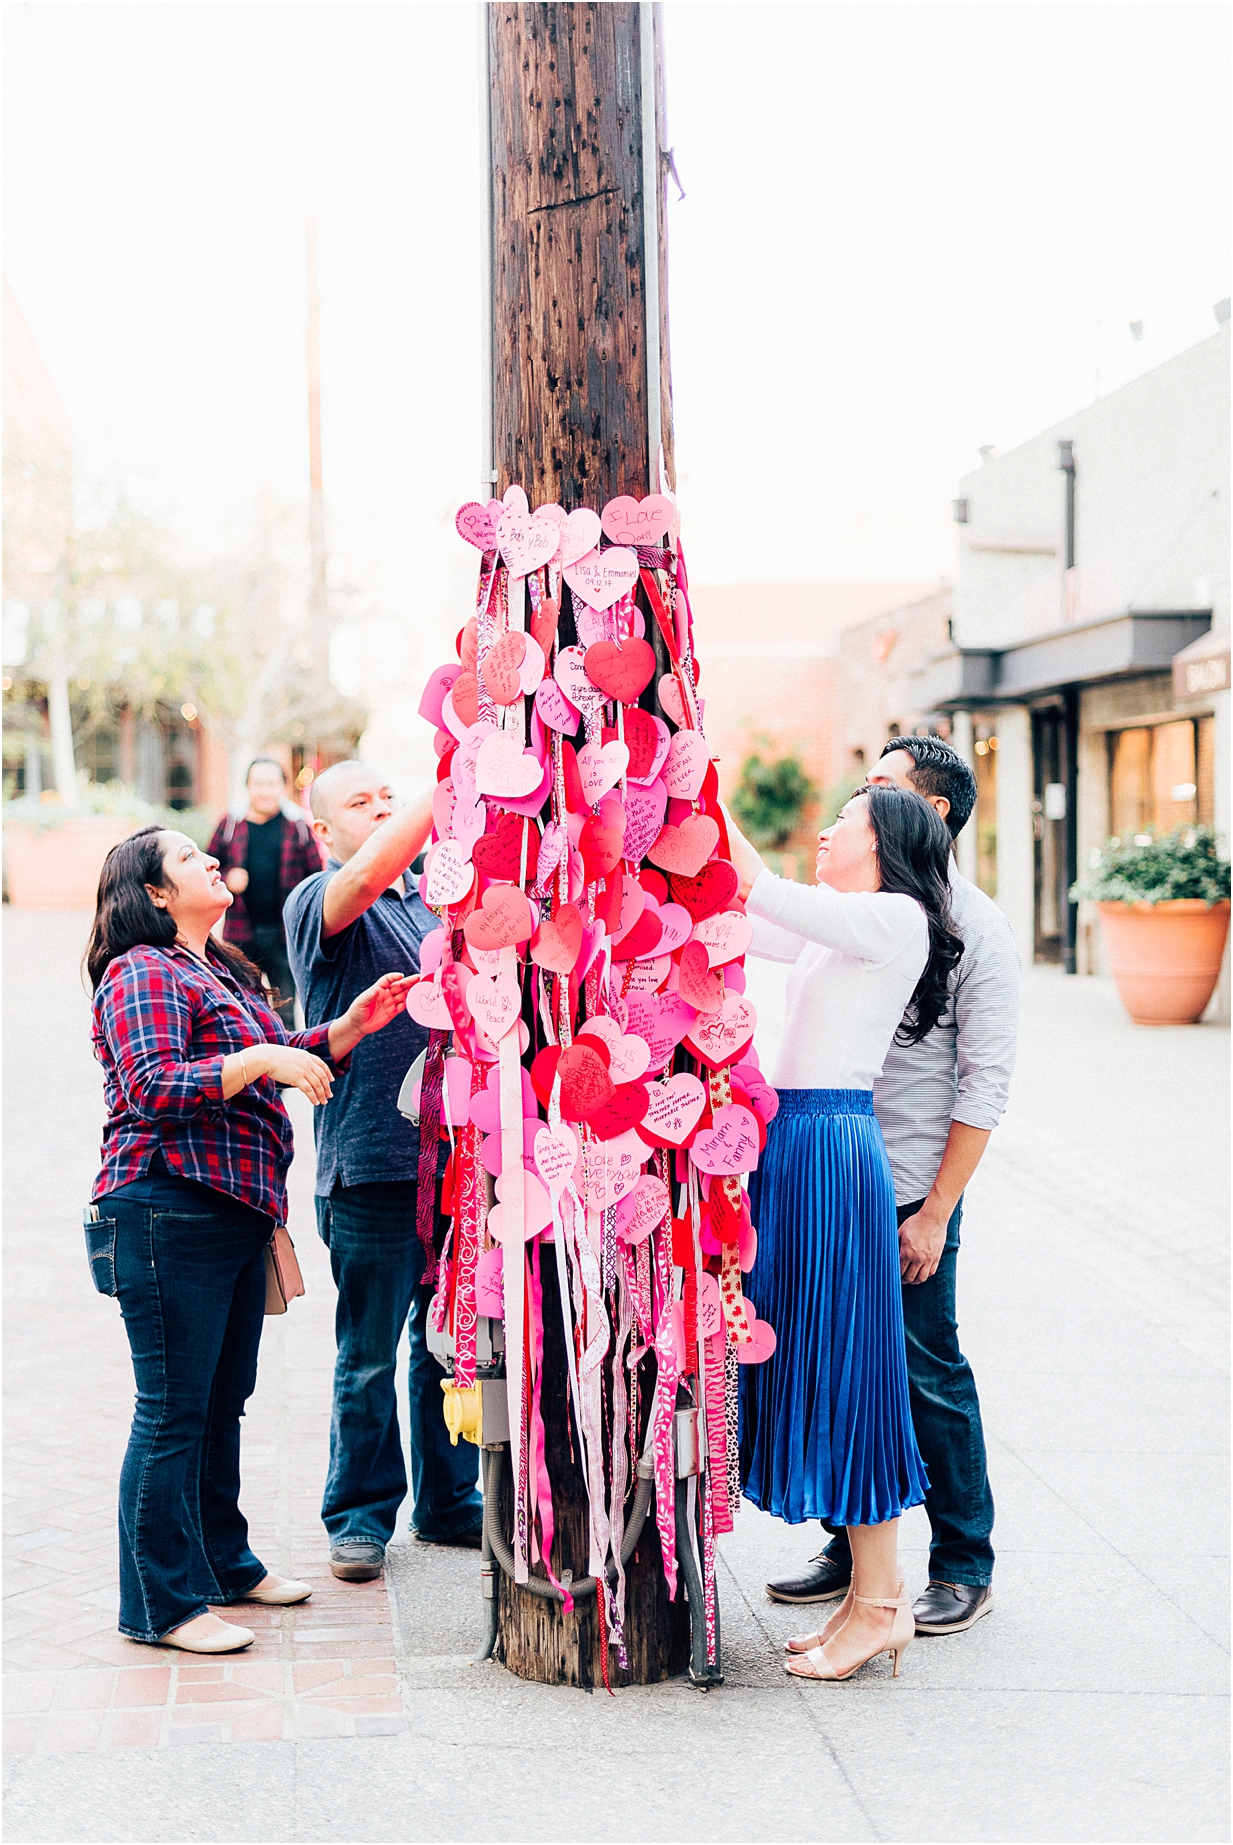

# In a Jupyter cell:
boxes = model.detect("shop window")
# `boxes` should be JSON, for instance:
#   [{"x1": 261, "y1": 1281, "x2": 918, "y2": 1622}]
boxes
[{"x1": 1109, "y1": 719, "x2": 1209, "y2": 837}]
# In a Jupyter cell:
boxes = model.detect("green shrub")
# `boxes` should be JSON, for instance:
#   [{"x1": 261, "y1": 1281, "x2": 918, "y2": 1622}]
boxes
[
  {"x1": 1070, "y1": 826, "x2": 1230, "y2": 906},
  {"x1": 731, "y1": 751, "x2": 818, "y2": 849}
]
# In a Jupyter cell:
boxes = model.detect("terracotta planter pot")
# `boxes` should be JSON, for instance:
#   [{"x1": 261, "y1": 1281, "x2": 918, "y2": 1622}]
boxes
[
  {"x1": 1096, "y1": 899, "x2": 1231, "y2": 1026},
  {"x1": 4, "y1": 817, "x2": 135, "y2": 908}
]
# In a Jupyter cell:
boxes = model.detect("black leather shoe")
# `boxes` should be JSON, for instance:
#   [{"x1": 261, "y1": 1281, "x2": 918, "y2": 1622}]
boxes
[
  {"x1": 329, "y1": 1541, "x2": 385, "y2": 1582},
  {"x1": 765, "y1": 1552, "x2": 852, "y2": 1604},
  {"x1": 411, "y1": 1523, "x2": 484, "y2": 1551},
  {"x1": 913, "y1": 1580, "x2": 993, "y2": 1634}
]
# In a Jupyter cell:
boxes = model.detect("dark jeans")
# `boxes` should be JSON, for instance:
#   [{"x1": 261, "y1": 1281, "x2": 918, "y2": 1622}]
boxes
[
  {"x1": 316, "y1": 1178, "x2": 482, "y2": 1547},
  {"x1": 249, "y1": 923, "x2": 296, "y2": 1028},
  {"x1": 824, "y1": 1197, "x2": 995, "y2": 1587},
  {"x1": 99, "y1": 1192, "x2": 271, "y2": 1641}
]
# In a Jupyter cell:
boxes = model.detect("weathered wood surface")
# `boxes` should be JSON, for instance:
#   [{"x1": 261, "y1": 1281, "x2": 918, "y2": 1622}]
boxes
[{"x1": 489, "y1": 0, "x2": 675, "y2": 508}]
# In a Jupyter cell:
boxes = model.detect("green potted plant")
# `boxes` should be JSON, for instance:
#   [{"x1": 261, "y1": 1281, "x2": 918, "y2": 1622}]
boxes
[{"x1": 1071, "y1": 826, "x2": 1230, "y2": 1025}]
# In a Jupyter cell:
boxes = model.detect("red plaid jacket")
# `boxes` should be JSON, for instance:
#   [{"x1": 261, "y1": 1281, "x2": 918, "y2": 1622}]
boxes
[
  {"x1": 206, "y1": 811, "x2": 323, "y2": 948},
  {"x1": 91, "y1": 942, "x2": 344, "y2": 1224}
]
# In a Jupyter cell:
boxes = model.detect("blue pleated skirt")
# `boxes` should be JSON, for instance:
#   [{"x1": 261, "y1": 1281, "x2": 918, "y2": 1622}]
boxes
[{"x1": 740, "y1": 1089, "x2": 928, "y2": 1528}]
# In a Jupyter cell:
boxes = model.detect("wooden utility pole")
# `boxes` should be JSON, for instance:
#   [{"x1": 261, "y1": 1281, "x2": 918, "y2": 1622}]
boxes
[{"x1": 485, "y1": 0, "x2": 689, "y2": 1687}]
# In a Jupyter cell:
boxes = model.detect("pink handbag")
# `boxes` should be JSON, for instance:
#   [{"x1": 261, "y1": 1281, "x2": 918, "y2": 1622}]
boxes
[{"x1": 264, "y1": 1226, "x2": 305, "y2": 1314}]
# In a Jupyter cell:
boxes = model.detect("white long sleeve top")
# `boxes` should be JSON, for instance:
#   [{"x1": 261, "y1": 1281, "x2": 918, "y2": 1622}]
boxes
[{"x1": 745, "y1": 869, "x2": 929, "y2": 1092}]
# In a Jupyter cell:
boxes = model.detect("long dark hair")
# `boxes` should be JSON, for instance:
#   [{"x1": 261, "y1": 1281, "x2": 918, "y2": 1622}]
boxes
[
  {"x1": 859, "y1": 784, "x2": 963, "y2": 1043},
  {"x1": 85, "y1": 824, "x2": 264, "y2": 995}
]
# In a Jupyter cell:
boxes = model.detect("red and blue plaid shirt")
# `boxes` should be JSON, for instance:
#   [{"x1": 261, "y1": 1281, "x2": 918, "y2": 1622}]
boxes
[{"x1": 92, "y1": 942, "x2": 344, "y2": 1224}]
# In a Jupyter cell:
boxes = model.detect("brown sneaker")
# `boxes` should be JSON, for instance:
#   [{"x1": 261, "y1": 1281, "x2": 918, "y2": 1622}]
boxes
[{"x1": 329, "y1": 1541, "x2": 385, "y2": 1582}]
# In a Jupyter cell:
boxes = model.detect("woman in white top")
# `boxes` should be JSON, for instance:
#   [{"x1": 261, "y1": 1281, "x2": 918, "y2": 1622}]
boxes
[{"x1": 724, "y1": 784, "x2": 962, "y2": 1683}]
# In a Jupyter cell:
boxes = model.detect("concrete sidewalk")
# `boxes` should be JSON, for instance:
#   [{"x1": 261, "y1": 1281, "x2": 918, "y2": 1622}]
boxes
[{"x1": 3, "y1": 912, "x2": 1228, "y2": 1843}]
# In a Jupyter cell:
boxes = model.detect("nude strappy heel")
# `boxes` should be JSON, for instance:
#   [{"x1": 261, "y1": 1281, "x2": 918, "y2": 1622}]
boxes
[
  {"x1": 784, "y1": 1579, "x2": 903, "y2": 1655},
  {"x1": 783, "y1": 1590, "x2": 915, "y2": 1681}
]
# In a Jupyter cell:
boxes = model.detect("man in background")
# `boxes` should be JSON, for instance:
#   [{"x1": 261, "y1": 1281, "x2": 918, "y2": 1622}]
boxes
[
  {"x1": 766, "y1": 735, "x2": 1019, "y2": 1638},
  {"x1": 284, "y1": 761, "x2": 483, "y2": 1583},
  {"x1": 208, "y1": 757, "x2": 322, "y2": 1025}
]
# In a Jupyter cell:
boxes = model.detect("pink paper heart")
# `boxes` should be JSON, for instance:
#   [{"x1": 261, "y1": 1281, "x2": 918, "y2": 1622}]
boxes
[
  {"x1": 686, "y1": 994, "x2": 757, "y2": 1070},
  {"x1": 517, "y1": 633, "x2": 547, "y2": 694},
  {"x1": 424, "y1": 839, "x2": 474, "y2": 908},
  {"x1": 408, "y1": 1054, "x2": 473, "y2": 1126},
  {"x1": 692, "y1": 909, "x2": 754, "y2": 967},
  {"x1": 735, "y1": 1309, "x2": 777, "y2": 1365},
  {"x1": 658, "y1": 674, "x2": 687, "y2": 728},
  {"x1": 637, "y1": 1072, "x2": 707, "y2": 1146},
  {"x1": 478, "y1": 1118, "x2": 541, "y2": 1177},
  {"x1": 532, "y1": 1124, "x2": 581, "y2": 1197},
  {"x1": 534, "y1": 678, "x2": 580, "y2": 736},
  {"x1": 600, "y1": 493, "x2": 675, "y2": 547},
  {"x1": 502, "y1": 484, "x2": 529, "y2": 513},
  {"x1": 465, "y1": 970, "x2": 522, "y2": 1043},
  {"x1": 562, "y1": 546, "x2": 638, "y2": 612},
  {"x1": 614, "y1": 1174, "x2": 671, "y2": 1245},
  {"x1": 419, "y1": 663, "x2": 462, "y2": 728},
  {"x1": 697, "y1": 1271, "x2": 723, "y2": 1339},
  {"x1": 577, "y1": 1016, "x2": 652, "y2": 1085},
  {"x1": 456, "y1": 502, "x2": 498, "y2": 551},
  {"x1": 559, "y1": 507, "x2": 602, "y2": 568},
  {"x1": 488, "y1": 1169, "x2": 552, "y2": 1244},
  {"x1": 496, "y1": 506, "x2": 560, "y2": 577},
  {"x1": 678, "y1": 940, "x2": 725, "y2": 1013},
  {"x1": 622, "y1": 778, "x2": 668, "y2": 863},
  {"x1": 647, "y1": 814, "x2": 720, "y2": 878},
  {"x1": 553, "y1": 645, "x2": 604, "y2": 715},
  {"x1": 405, "y1": 976, "x2": 453, "y2": 1031},
  {"x1": 536, "y1": 821, "x2": 568, "y2": 889},
  {"x1": 607, "y1": 873, "x2": 647, "y2": 946},
  {"x1": 577, "y1": 738, "x2": 629, "y2": 806},
  {"x1": 452, "y1": 792, "x2": 487, "y2": 854},
  {"x1": 691, "y1": 1103, "x2": 761, "y2": 1175},
  {"x1": 655, "y1": 902, "x2": 693, "y2": 954},
  {"x1": 623, "y1": 955, "x2": 671, "y2": 993},
  {"x1": 475, "y1": 730, "x2": 545, "y2": 799},
  {"x1": 577, "y1": 1128, "x2": 646, "y2": 1209},
  {"x1": 662, "y1": 731, "x2": 709, "y2": 800},
  {"x1": 624, "y1": 991, "x2": 697, "y2": 1073},
  {"x1": 418, "y1": 927, "x2": 445, "y2": 976}
]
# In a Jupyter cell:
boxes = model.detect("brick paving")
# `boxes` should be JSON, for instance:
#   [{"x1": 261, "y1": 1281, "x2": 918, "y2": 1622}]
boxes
[{"x1": 3, "y1": 909, "x2": 407, "y2": 1754}]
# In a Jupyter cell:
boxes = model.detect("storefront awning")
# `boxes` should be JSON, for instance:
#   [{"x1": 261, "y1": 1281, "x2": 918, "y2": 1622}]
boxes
[{"x1": 922, "y1": 610, "x2": 1212, "y2": 710}]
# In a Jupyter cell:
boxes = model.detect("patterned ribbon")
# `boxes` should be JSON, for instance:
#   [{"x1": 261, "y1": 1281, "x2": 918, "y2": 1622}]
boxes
[{"x1": 415, "y1": 1030, "x2": 448, "y2": 1290}]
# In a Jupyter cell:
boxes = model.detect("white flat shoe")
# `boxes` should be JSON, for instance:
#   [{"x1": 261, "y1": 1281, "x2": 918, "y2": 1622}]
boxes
[
  {"x1": 158, "y1": 1613, "x2": 255, "y2": 1653},
  {"x1": 242, "y1": 1574, "x2": 312, "y2": 1606}
]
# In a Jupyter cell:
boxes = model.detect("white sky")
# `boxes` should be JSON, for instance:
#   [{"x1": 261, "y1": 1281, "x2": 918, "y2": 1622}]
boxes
[{"x1": 4, "y1": 0, "x2": 1229, "y2": 629}]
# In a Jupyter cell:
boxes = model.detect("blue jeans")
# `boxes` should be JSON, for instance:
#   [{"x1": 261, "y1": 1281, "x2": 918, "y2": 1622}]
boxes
[
  {"x1": 316, "y1": 1179, "x2": 482, "y2": 1546},
  {"x1": 100, "y1": 1191, "x2": 271, "y2": 1641},
  {"x1": 824, "y1": 1198, "x2": 995, "y2": 1586}
]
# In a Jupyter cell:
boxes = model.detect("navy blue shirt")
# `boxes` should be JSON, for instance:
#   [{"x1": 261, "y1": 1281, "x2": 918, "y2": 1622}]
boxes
[{"x1": 284, "y1": 863, "x2": 434, "y2": 1195}]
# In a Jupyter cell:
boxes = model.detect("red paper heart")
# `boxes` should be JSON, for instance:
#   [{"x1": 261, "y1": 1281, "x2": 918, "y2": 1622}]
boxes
[
  {"x1": 639, "y1": 868, "x2": 669, "y2": 905},
  {"x1": 452, "y1": 671, "x2": 480, "y2": 729},
  {"x1": 621, "y1": 907, "x2": 664, "y2": 961},
  {"x1": 557, "y1": 1043, "x2": 616, "y2": 1122},
  {"x1": 480, "y1": 631, "x2": 528, "y2": 706},
  {"x1": 471, "y1": 811, "x2": 526, "y2": 881},
  {"x1": 530, "y1": 595, "x2": 559, "y2": 659},
  {"x1": 588, "y1": 1080, "x2": 650, "y2": 1141},
  {"x1": 459, "y1": 618, "x2": 479, "y2": 672},
  {"x1": 580, "y1": 812, "x2": 624, "y2": 881},
  {"x1": 678, "y1": 940, "x2": 724, "y2": 1012},
  {"x1": 530, "y1": 1044, "x2": 561, "y2": 1109},
  {"x1": 584, "y1": 638, "x2": 656, "y2": 703},
  {"x1": 647, "y1": 814, "x2": 720, "y2": 878},
  {"x1": 708, "y1": 1181, "x2": 742, "y2": 1245},
  {"x1": 439, "y1": 961, "x2": 474, "y2": 1037},
  {"x1": 595, "y1": 876, "x2": 624, "y2": 934},
  {"x1": 621, "y1": 707, "x2": 659, "y2": 780},
  {"x1": 529, "y1": 902, "x2": 583, "y2": 975},
  {"x1": 462, "y1": 883, "x2": 534, "y2": 951},
  {"x1": 561, "y1": 742, "x2": 586, "y2": 816},
  {"x1": 669, "y1": 860, "x2": 739, "y2": 921}
]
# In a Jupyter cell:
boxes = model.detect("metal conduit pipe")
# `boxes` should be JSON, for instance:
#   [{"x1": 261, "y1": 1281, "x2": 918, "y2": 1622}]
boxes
[
  {"x1": 478, "y1": 1445, "x2": 654, "y2": 1607},
  {"x1": 673, "y1": 1476, "x2": 723, "y2": 1689}
]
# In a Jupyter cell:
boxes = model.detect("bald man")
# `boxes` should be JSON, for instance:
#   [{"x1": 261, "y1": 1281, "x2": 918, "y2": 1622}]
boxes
[{"x1": 284, "y1": 763, "x2": 482, "y2": 1582}]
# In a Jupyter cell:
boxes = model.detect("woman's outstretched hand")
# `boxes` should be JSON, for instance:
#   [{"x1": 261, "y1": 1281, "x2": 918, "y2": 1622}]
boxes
[
  {"x1": 327, "y1": 972, "x2": 417, "y2": 1060},
  {"x1": 720, "y1": 802, "x2": 768, "y2": 903},
  {"x1": 255, "y1": 1046, "x2": 335, "y2": 1104}
]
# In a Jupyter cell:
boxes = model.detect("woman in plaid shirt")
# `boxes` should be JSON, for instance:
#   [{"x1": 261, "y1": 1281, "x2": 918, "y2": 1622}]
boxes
[{"x1": 86, "y1": 825, "x2": 413, "y2": 1655}]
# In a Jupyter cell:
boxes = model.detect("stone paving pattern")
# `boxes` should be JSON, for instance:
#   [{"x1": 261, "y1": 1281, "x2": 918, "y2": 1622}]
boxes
[{"x1": 3, "y1": 910, "x2": 1228, "y2": 1842}]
